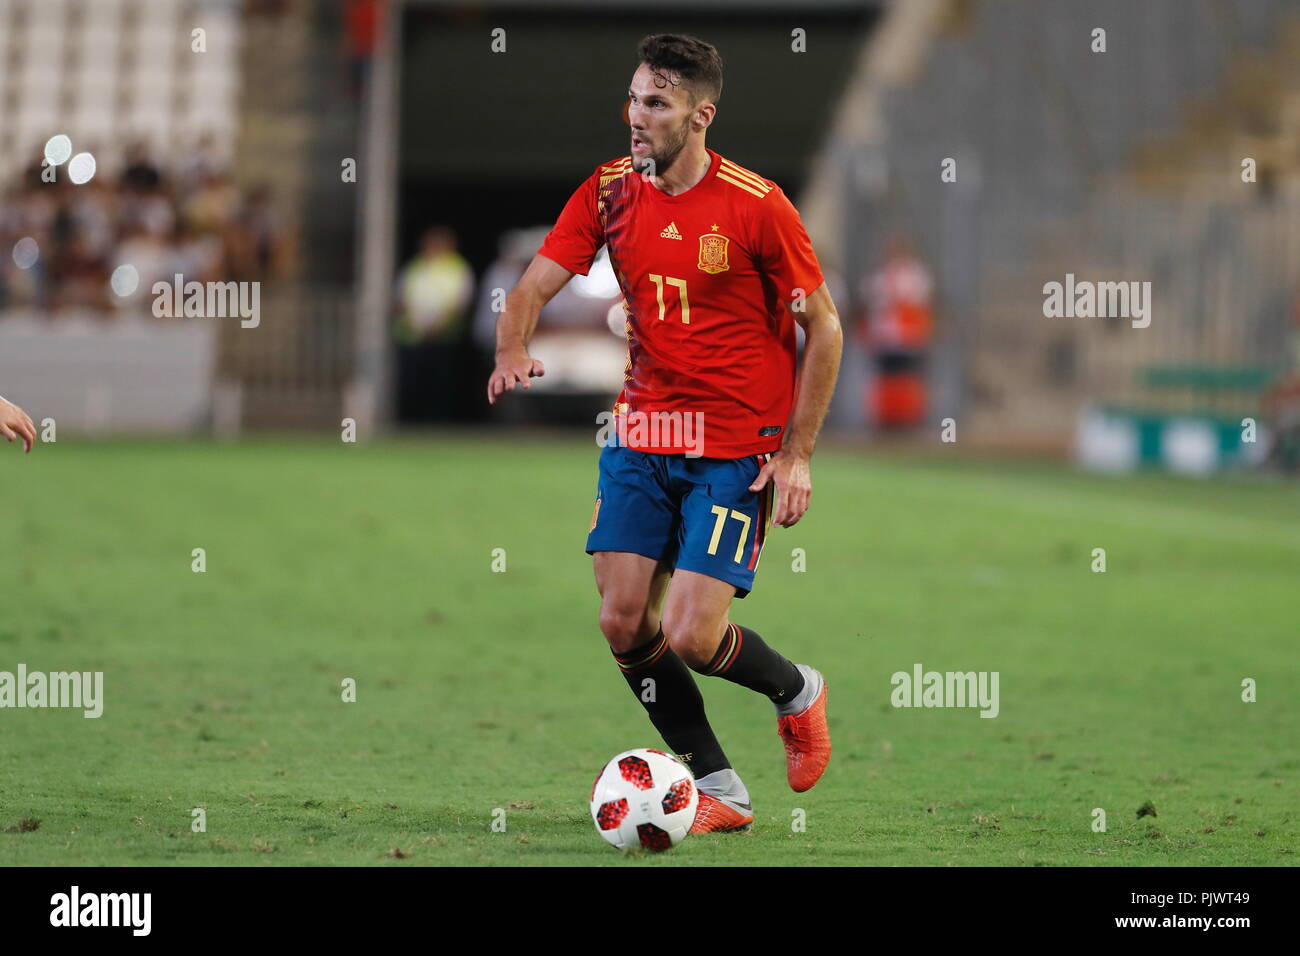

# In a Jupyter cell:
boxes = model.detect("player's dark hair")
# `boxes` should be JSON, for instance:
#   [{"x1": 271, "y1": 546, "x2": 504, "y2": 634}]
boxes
[{"x1": 637, "y1": 34, "x2": 723, "y2": 107}]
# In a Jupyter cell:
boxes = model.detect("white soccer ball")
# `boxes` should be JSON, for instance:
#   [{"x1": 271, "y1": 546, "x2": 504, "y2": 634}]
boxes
[{"x1": 589, "y1": 748, "x2": 698, "y2": 852}]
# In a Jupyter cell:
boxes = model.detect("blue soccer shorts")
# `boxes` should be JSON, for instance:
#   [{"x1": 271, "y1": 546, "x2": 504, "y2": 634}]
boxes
[{"x1": 585, "y1": 443, "x2": 777, "y2": 598}]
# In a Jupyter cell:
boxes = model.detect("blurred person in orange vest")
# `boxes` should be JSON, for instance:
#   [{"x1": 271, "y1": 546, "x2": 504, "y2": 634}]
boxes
[
  {"x1": 345, "y1": 0, "x2": 383, "y2": 100},
  {"x1": 857, "y1": 237, "x2": 933, "y2": 429}
]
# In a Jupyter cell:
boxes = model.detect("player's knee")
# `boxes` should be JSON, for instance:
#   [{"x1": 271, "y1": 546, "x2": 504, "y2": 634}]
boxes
[
  {"x1": 598, "y1": 602, "x2": 654, "y2": 654},
  {"x1": 660, "y1": 617, "x2": 716, "y2": 671}
]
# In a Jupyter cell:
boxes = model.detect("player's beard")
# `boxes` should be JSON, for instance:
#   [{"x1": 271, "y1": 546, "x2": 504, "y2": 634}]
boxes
[{"x1": 635, "y1": 115, "x2": 691, "y2": 177}]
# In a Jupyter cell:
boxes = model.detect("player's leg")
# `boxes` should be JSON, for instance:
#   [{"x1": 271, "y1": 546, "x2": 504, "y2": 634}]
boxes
[
  {"x1": 662, "y1": 458, "x2": 808, "y2": 701},
  {"x1": 666, "y1": 574, "x2": 817, "y2": 719},
  {"x1": 654, "y1": 567, "x2": 754, "y2": 829},
  {"x1": 586, "y1": 443, "x2": 752, "y2": 831},
  {"x1": 593, "y1": 550, "x2": 671, "y2": 654},
  {"x1": 593, "y1": 551, "x2": 735, "y2": 786},
  {"x1": 667, "y1": 454, "x2": 832, "y2": 793},
  {"x1": 585, "y1": 443, "x2": 735, "y2": 785}
]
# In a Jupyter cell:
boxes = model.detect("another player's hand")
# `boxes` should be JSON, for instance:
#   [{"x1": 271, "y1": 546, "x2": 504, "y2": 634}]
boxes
[
  {"x1": 749, "y1": 449, "x2": 811, "y2": 527},
  {"x1": 0, "y1": 397, "x2": 36, "y2": 453},
  {"x1": 487, "y1": 349, "x2": 546, "y2": 405}
]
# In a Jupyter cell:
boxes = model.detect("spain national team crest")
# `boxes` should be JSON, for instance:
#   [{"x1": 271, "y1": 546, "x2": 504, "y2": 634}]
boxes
[{"x1": 697, "y1": 233, "x2": 730, "y2": 274}]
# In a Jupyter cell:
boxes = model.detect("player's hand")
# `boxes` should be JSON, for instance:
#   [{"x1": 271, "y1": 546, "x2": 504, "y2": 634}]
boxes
[
  {"x1": 487, "y1": 349, "x2": 546, "y2": 405},
  {"x1": 0, "y1": 397, "x2": 36, "y2": 453},
  {"x1": 749, "y1": 449, "x2": 811, "y2": 527}
]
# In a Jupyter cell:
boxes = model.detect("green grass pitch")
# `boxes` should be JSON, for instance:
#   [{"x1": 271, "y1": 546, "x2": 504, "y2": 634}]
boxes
[{"x1": 1, "y1": 433, "x2": 1296, "y2": 865}]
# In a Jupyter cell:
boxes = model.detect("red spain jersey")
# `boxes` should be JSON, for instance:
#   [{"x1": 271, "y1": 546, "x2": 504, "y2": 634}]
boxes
[{"x1": 537, "y1": 147, "x2": 825, "y2": 458}]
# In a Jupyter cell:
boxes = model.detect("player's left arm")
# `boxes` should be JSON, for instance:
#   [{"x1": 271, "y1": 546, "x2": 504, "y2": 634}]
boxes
[{"x1": 749, "y1": 283, "x2": 842, "y2": 527}]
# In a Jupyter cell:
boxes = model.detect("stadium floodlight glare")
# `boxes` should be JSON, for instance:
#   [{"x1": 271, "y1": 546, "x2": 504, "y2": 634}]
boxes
[
  {"x1": 110, "y1": 264, "x2": 140, "y2": 297},
  {"x1": 44, "y1": 134, "x2": 73, "y2": 167},
  {"x1": 68, "y1": 152, "x2": 97, "y2": 185},
  {"x1": 12, "y1": 237, "x2": 39, "y2": 270}
]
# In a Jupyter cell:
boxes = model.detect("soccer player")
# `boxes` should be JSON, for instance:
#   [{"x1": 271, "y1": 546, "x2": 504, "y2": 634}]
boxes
[
  {"x1": 0, "y1": 394, "x2": 36, "y2": 453},
  {"x1": 487, "y1": 34, "x2": 842, "y2": 833}
]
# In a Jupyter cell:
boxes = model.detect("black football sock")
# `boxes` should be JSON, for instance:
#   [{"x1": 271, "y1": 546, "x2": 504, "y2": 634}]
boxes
[
  {"x1": 696, "y1": 623, "x2": 806, "y2": 705},
  {"x1": 612, "y1": 626, "x2": 730, "y2": 778}
]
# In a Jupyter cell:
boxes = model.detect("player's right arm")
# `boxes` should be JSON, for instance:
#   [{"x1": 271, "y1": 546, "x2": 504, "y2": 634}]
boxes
[
  {"x1": 489, "y1": 160, "x2": 606, "y2": 404},
  {"x1": 486, "y1": 253, "x2": 575, "y2": 404}
]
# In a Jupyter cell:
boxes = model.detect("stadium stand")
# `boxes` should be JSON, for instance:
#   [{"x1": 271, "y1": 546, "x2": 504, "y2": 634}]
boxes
[
  {"x1": 803, "y1": 0, "x2": 1300, "y2": 468},
  {"x1": 0, "y1": 0, "x2": 249, "y2": 433}
]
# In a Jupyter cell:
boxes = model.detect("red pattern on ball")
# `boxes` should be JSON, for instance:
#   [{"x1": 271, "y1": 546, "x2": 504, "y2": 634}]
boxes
[
  {"x1": 637, "y1": 823, "x2": 673, "y2": 852},
  {"x1": 618, "y1": 755, "x2": 654, "y2": 790},
  {"x1": 660, "y1": 778, "x2": 693, "y2": 813},
  {"x1": 596, "y1": 798, "x2": 629, "y2": 831}
]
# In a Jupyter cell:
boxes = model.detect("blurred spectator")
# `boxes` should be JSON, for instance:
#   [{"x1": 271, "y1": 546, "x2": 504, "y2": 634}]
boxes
[
  {"x1": 66, "y1": 178, "x2": 117, "y2": 264},
  {"x1": 113, "y1": 223, "x2": 171, "y2": 310},
  {"x1": 229, "y1": 185, "x2": 286, "y2": 281},
  {"x1": 52, "y1": 231, "x2": 110, "y2": 313},
  {"x1": 120, "y1": 182, "x2": 175, "y2": 240},
  {"x1": 858, "y1": 237, "x2": 935, "y2": 429},
  {"x1": 0, "y1": 139, "x2": 285, "y2": 317},
  {"x1": 183, "y1": 170, "x2": 239, "y2": 234},
  {"x1": 394, "y1": 225, "x2": 477, "y2": 423},
  {"x1": 247, "y1": 186, "x2": 285, "y2": 276},
  {"x1": 471, "y1": 227, "x2": 550, "y2": 354},
  {"x1": 395, "y1": 226, "x2": 474, "y2": 345},
  {"x1": 345, "y1": 0, "x2": 383, "y2": 100},
  {"x1": 0, "y1": 176, "x2": 57, "y2": 311},
  {"x1": 171, "y1": 217, "x2": 226, "y2": 286},
  {"x1": 121, "y1": 140, "x2": 163, "y2": 194},
  {"x1": 178, "y1": 133, "x2": 228, "y2": 196}
]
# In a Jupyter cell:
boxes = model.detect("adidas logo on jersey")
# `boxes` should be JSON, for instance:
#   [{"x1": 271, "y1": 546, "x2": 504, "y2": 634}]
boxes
[{"x1": 659, "y1": 221, "x2": 683, "y2": 240}]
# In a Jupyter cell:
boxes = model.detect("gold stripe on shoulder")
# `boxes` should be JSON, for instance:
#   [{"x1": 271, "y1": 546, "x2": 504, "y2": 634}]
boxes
[
  {"x1": 599, "y1": 159, "x2": 633, "y2": 187},
  {"x1": 718, "y1": 159, "x2": 771, "y2": 192},
  {"x1": 718, "y1": 158, "x2": 765, "y2": 183},
  {"x1": 717, "y1": 171, "x2": 769, "y2": 198}
]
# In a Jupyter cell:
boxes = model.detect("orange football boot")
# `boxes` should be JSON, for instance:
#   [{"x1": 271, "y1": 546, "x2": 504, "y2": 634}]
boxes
[
  {"x1": 689, "y1": 792, "x2": 754, "y2": 834},
  {"x1": 776, "y1": 669, "x2": 831, "y2": 792}
]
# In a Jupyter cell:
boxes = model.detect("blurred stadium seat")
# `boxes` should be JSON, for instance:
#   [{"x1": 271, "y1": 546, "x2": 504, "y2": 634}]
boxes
[{"x1": 803, "y1": 0, "x2": 1300, "y2": 469}]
